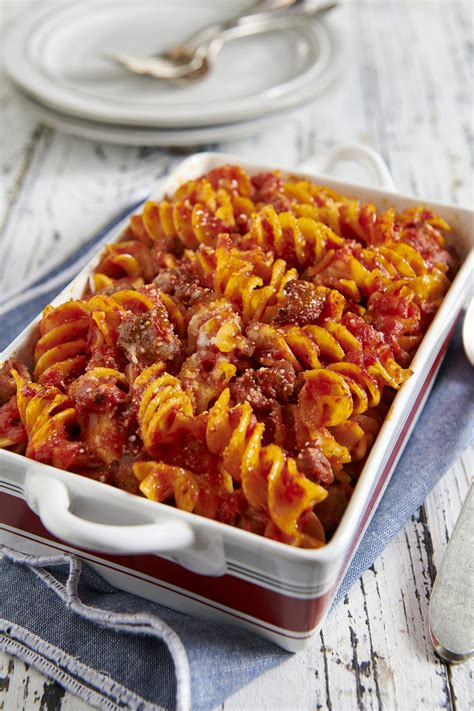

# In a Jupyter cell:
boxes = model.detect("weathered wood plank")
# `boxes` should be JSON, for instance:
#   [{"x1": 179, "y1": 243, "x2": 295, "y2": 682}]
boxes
[
  {"x1": 0, "y1": 652, "x2": 90, "y2": 710},
  {"x1": 1, "y1": 0, "x2": 473, "y2": 709},
  {"x1": 0, "y1": 132, "x2": 179, "y2": 292},
  {"x1": 0, "y1": 1, "x2": 43, "y2": 231}
]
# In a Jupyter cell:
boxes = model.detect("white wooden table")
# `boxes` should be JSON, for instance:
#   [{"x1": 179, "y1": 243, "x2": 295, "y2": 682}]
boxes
[{"x1": 1, "y1": 1, "x2": 473, "y2": 709}]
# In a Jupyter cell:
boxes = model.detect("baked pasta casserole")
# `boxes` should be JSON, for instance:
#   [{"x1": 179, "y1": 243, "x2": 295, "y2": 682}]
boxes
[{"x1": 0, "y1": 165, "x2": 457, "y2": 548}]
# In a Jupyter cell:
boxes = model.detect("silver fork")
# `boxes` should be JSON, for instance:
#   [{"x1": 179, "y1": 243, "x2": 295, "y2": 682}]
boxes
[{"x1": 106, "y1": 0, "x2": 338, "y2": 81}]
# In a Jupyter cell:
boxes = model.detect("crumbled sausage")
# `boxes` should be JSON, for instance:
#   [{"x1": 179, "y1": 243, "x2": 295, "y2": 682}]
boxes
[
  {"x1": 0, "y1": 395, "x2": 26, "y2": 446},
  {"x1": 315, "y1": 483, "x2": 350, "y2": 534},
  {"x1": 342, "y1": 312, "x2": 393, "y2": 367},
  {"x1": 254, "y1": 360, "x2": 296, "y2": 400},
  {"x1": 113, "y1": 454, "x2": 142, "y2": 494},
  {"x1": 230, "y1": 361, "x2": 296, "y2": 413},
  {"x1": 157, "y1": 438, "x2": 220, "y2": 479},
  {"x1": 154, "y1": 264, "x2": 212, "y2": 307},
  {"x1": 274, "y1": 280, "x2": 326, "y2": 326},
  {"x1": 68, "y1": 371, "x2": 127, "y2": 413},
  {"x1": 231, "y1": 370, "x2": 269, "y2": 412},
  {"x1": 176, "y1": 282, "x2": 213, "y2": 308},
  {"x1": 260, "y1": 401, "x2": 286, "y2": 447},
  {"x1": 85, "y1": 454, "x2": 141, "y2": 494},
  {"x1": 251, "y1": 172, "x2": 291, "y2": 212},
  {"x1": 153, "y1": 269, "x2": 181, "y2": 294},
  {"x1": 215, "y1": 490, "x2": 246, "y2": 526},
  {"x1": 296, "y1": 446, "x2": 334, "y2": 486},
  {"x1": 117, "y1": 304, "x2": 181, "y2": 366}
]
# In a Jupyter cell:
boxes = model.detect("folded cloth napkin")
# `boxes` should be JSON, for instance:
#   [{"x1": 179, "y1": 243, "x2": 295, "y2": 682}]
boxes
[{"x1": 1, "y1": 205, "x2": 473, "y2": 711}]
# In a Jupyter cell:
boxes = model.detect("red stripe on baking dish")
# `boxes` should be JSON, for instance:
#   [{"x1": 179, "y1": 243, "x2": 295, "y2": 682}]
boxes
[
  {"x1": 0, "y1": 322, "x2": 457, "y2": 636},
  {"x1": 0, "y1": 496, "x2": 331, "y2": 635}
]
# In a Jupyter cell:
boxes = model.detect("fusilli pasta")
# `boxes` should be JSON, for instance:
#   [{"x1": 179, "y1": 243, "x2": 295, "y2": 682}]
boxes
[{"x1": 0, "y1": 164, "x2": 457, "y2": 547}]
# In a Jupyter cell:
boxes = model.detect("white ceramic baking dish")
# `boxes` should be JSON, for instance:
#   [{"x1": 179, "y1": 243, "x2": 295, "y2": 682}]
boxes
[{"x1": 1, "y1": 149, "x2": 472, "y2": 652}]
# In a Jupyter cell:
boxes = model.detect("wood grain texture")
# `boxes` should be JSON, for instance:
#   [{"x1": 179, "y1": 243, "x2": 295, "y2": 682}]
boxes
[{"x1": 1, "y1": 0, "x2": 473, "y2": 709}]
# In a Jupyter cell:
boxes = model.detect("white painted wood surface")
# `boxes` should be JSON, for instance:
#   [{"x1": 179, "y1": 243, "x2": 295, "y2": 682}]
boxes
[{"x1": 1, "y1": 1, "x2": 473, "y2": 709}]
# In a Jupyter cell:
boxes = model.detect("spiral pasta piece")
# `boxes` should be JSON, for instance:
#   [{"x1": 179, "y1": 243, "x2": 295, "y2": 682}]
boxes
[
  {"x1": 330, "y1": 411, "x2": 382, "y2": 463},
  {"x1": 134, "y1": 460, "x2": 230, "y2": 518},
  {"x1": 290, "y1": 404, "x2": 351, "y2": 471},
  {"x1": 12, "y1": 369, "x2": 82, "y2": 468},
  {"x1": 180, "y1": 353, "x2": 237, "y2": 413},
  {"x1": 92, "y1": 241, "x2": 149, "y2": 291},
  {"x1": 364, "y1": 282, "x2": 422, "y2": 364},
  {"x1": 85, "y1": 293, "x2": 124, "y2": 362},
  {"x1": 137, "y1": 371, "x2": 194, "y2": 451},
  {"x1": 302, "y1": 315, "x2": 410, "y2": 387},
  {"x1": 187, "y1": 298, "x2": 249, "y2": 357},
  {"x1": 34, "y1": 301, "x2": 90, "y2": 387},
  {"x1": 87, "y1": 289, "x2": 152, "y2": 343},
  {"x1": 69, "y1": 367, "x2": 129, "y2": 464},
  {"x1": 297, "y1": 315, "x2": 410, "y2": 433},
  {"x1": 205, "y1": 388, "x2": 327, "y2": 539},
  {"x1": 287, "y1": 185, "x2": 393, "y2": 245},
  {"x1": 246, "y1": 323, "x2": 321, "y2": 372},
  {"x1": 299, "y1": 354, "x2": 404, "y2": 433},
  {"x1": 92, "y1": 241, "x2": 179, "y2": 293},
  {"x1": 212, "y1": 235, "x2": 297, "y2": 325},
  {"x1": 244, "y1": 204, "x2": 344, "y2": 268},
  {"x1": 174, "y1": 167, "x2": 255, "y2": 225},
  {"x1": 134, "y1": 461, "x2": 201, "y2": 512},
  {"x1": 140, "y1": 188, "x2": 236, "y2": 250},
  {"x1": 0, "y1": 397, "x2": 26, "y2": 450},
  {"x1": 267, "y1": 455, "x2": 327, "y2": 538}
]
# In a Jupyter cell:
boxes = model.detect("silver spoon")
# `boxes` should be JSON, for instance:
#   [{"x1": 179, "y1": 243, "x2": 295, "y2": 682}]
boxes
[
  {"x1": 429, "y1": 482, "x2": 474, "y2": 664},
  {"x1": 428, "y1": 296, "x2": 474, "y2": 664},
  {"x1": 106, "y1": 0, "x2": 338, "y2": 81},
  {"x1": 462, "y1": 296, "x2": 474, "y2": 367}
]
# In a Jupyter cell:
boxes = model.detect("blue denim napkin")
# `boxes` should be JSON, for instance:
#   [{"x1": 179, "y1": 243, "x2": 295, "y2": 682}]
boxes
[{"x1": 1, "y1": 204, "x2": 473, "y2": 711}]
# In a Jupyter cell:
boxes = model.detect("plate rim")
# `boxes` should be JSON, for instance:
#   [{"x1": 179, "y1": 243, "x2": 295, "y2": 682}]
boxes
[{"x1": 3, "y1": 0, "x2": 347, "y2": 128}]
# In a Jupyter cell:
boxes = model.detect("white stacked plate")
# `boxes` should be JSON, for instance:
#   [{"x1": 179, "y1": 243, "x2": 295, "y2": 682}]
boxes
[{"x1": 3, "y1": 1, "x2": 347, "y2": 146}]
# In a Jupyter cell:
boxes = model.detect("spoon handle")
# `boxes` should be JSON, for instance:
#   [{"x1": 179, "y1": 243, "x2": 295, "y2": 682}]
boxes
[
  {"x1": 178, "y1": 1, "x2": 334, "y2": 55},
  {"x1": 462, "y1": 296, "x2": 474, "y2": 367},
  {"x1": 429, "y1": 482, "x2": 474, "y2": 663},
  {"x1": 176, "y1": 0, "x2": 293, "y2": 54}
]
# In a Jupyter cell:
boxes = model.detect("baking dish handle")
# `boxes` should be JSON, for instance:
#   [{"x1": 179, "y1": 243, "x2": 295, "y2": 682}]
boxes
[
  {"x1": 299, "y1": 143, "x2": 397, "y2": 191},
  {"x1": 25, "y1": 469, "x2": 195, "y2": 555}
]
